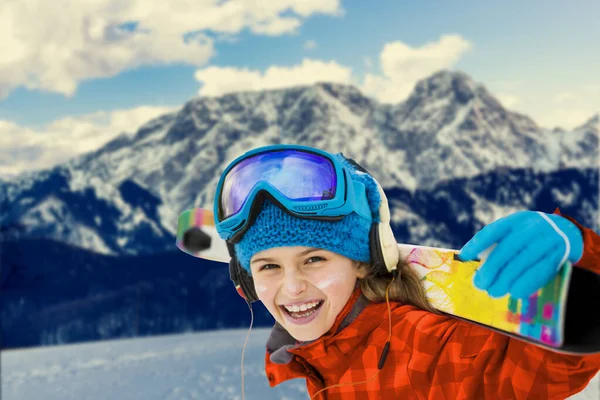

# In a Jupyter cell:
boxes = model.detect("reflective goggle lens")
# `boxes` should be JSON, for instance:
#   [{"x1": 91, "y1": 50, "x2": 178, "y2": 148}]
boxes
[{"x1": 220, "y1": 149, "x2": 337, "y2": 219}]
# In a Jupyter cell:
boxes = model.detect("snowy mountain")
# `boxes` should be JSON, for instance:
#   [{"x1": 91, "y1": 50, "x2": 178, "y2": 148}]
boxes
[
  {"x1": 388, "y1": 167, "x2": 598, "y2": 248},
  {"x1": 1, "y1": 70, "x2": 597, "y2": 257},
  {"x1": 1, "y1": 170, "x2": 173, "y2": 255},
  {"x1": 555, "y1": 114, "x2": 599, "y2": 168},
  {"x1": 2, "y1": 329, "x2": 598, "y2": 400},
  {"x1": 378, "y1": 71, "x2": 561, "y2": 187}
]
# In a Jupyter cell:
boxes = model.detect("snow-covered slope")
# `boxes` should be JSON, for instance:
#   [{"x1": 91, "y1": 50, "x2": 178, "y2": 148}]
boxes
[
  {"x1": 1, "y1": 171, "x2": 173, "y2": 255},
  {"x1": 2, "y1": 329, "x2": 598, "y2": 400},
  {"x1": 555, "y1": 114, "x2": 599, "y2": 168}
]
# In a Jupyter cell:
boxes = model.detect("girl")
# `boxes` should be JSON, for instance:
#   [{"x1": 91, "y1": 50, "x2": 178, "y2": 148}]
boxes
[{"x1": 213, "y1": 144, "x2": 600, "y2": 399}]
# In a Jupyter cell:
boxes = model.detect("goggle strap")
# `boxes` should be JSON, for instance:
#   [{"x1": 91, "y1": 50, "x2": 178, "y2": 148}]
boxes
[
  {"x1": 344, "y1": 156, "x2": 370, "y2": 174},
  {"x1": 226, "y1": 240, "x2": 236, "y2": 258},
  {"x1": 352, "y1": 179, "x2": 372, "y2": 221}
]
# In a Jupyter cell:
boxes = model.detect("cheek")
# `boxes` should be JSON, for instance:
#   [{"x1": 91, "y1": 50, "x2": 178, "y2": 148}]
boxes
[
  {"x1": 314, "y1": 274, "x2": 345, "y2": 291},
  {"x1": 253, "y1": 269, "x2": 350, "y2": 297},
  {"x1": 254, "y1": 280, "x2": 276, "y2": 303},
  {"x1": 255, "y1": 283, "x2": 269, "y2": 294}
]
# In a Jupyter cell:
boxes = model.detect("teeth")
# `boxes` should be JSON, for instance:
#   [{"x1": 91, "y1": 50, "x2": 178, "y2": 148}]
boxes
[{"x1": 284, "y1": 300, "x2": 321, "y2": 312}]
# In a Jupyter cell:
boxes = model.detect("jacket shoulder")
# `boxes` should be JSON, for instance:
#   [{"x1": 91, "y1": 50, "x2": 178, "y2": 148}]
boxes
[{"x1": 367, "y1": 303, "x2": 474, "y2": 354}]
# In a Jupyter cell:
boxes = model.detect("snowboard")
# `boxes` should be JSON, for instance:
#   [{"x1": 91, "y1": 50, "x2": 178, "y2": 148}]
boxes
[{"x1": 176, "y1": 207, "x2": 600, "y2": 355}]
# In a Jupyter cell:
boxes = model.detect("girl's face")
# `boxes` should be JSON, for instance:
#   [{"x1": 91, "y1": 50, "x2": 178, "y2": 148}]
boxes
[{"x1": 250, "y1": 246, "x2": 366, "y2": 342}]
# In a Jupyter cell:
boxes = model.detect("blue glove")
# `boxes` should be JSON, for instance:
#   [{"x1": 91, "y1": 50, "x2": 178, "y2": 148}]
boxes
[{"x1": 459, "y1": 210, "x2": 584, "y2": 299}]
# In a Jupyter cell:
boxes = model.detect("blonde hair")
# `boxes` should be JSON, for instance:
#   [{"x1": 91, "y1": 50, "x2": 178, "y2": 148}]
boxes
[{"x1": 357, "y1": 259, "x2": 439, "y2": 314}]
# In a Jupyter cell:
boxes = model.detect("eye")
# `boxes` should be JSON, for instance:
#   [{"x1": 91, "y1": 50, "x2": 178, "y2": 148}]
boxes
[
  {"x1": 259, "y1": 264, "x2": 278, "y2": 271},
  {"x1": 258, "y1": 256, "x2": 324, "y2": 271}
]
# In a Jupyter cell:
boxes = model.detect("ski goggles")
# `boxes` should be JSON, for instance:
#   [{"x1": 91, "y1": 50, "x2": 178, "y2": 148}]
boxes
[{"x1": 214, "y1": 144, "x2": 373, "y2": 243}]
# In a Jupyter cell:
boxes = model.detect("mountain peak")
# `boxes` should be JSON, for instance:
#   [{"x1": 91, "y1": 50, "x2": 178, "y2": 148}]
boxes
[
  {"x1": 580, "y1": 113, "x2": 599, "y2": 130},
  {"x1": 313, "y1": 81, "x2": 362, "y2": 94},
  {"x1": 390, "y1": 69, "x2": 511, "y2": 130},
  {"x1": 410, "y1": 70, "x2": 481, "y2": 105}
]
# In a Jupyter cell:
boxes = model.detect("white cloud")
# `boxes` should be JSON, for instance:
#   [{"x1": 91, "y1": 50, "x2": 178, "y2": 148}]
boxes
[
  {"x1": 0, "y1": 105, "x2": 179, "y2": 178},
  {"x1": 583, "y1": 84, "x2": 600, "y2": 94},
  {"x1": 489, "y1": 80, "x2": 525, "y2": 90},
  {"x1": 361, "y1": 34, "x2": 473, "y2": 103},
  {"x1": 304, "y1": 40, "x2": 318, "y2": 50},
  {"x1": 192, "y1": 33, "x2": 595, "y2": 131},
  {"x1": 484, "y1": 82, "x2": 598, "y2": 129},
  {"x1": 194, "y1": 35, "x2": 472, "y2": 102},
  {"x1": 554, "y1": 92, "x2": 577, "y2": 104},
  {"x1": 0, "y1": 0, "x2": 342, "y2": 99},
  {"x1": 535, "y1": 109, "x2": 596, "y2": 130},
  {"x1": 533, "y1": 85, "x2": 600, "y2": 129},
  {"x1": 195, "y1": 59, "x2": 353, "y2": 96},
  {"x1": 496, "y1": 94, "x2": 520, "y2": 108}
]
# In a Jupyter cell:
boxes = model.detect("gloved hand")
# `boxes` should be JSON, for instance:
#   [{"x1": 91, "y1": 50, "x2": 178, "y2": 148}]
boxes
[{"x1": 459, "y1": 210, "x2": 584, "y2": 299}]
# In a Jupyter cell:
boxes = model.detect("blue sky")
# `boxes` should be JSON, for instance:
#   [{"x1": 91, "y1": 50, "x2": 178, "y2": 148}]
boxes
[{"x1": 1, "y1": 0, "x2": 599, "y2": 177}]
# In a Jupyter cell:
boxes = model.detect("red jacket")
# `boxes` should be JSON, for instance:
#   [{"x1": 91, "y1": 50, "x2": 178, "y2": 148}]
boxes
[{"x1": 264, "y1": 209, "x2": 600, "y2": 399}]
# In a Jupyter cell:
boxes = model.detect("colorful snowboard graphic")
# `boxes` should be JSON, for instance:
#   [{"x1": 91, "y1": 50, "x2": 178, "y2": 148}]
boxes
[
  {"x1": 403, "y1": 244, "x2": 570, "y2": 349},
  {"x1": 176, "y1": 207, "x2": 600, "y2": 355}
]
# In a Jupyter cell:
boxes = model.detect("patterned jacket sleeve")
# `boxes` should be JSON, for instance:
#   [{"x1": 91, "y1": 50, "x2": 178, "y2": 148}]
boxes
[{"x1": 553, "y1": 207, "x2": 600, "y2": 275}]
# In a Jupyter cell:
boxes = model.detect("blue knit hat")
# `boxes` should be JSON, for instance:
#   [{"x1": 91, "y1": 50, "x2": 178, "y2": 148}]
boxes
[{"x1": 234, "y1": 153, "x2": 382, "y2": 274}]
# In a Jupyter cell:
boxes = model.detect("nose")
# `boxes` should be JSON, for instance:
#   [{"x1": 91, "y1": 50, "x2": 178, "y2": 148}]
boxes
[{"x1": 281, "y1": 267, "x2": 308, "y2": 296}]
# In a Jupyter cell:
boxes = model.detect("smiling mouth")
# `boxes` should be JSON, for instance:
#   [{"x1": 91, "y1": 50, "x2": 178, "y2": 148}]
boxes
[{"x1": 279, "y1": 300, "x2": 325, "y2": 317}]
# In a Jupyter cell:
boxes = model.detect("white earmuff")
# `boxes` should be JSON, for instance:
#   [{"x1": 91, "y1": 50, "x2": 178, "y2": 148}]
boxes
[{"x1": 374, "y1": 180, "x2": 400, "y2": 272}]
